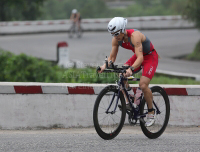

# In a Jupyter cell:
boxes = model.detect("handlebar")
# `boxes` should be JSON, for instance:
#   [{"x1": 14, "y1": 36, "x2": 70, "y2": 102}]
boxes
[
  {"x1": 96, "y1": 57, "x2": 140, "y2": 81},
  {"x1": 96, "y1": 57, "x2": 130, "y2": 74}
]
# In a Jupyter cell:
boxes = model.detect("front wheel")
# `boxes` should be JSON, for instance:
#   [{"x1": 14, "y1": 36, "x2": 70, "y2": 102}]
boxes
[
  {"x1": 140, "y1": 86, "x2": 170, "y2": 139},
  {"x1": 93, "y1": 85, "x2": 126, "y2": 140}
]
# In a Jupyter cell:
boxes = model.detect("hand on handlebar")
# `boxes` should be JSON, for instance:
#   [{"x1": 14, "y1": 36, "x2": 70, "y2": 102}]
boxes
[
  {"x1": 124, "y1": 67, "x2": 133, "y2": 77},
  {"x1": 97, "y1": 58, "x2": 133, "y2": 75},
  {"x1": 97, "y1": 64, "x2": 106, "y2": 73}
]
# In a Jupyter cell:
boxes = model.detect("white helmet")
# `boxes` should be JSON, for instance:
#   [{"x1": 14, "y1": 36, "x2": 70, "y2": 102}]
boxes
[
  {"x1": 72, "y1": 9, "x2": 77, "y2": 14},
  {"x1": 107, "y1": 17, "x2": 127, "y2": 34}
]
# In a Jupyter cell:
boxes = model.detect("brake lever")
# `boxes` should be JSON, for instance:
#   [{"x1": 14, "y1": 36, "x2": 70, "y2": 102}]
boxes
[
  {"x1": 109, "y1": 60, "x2": 115, "y2": 69},
  {"x1": 105, "y1": 56, "x2": 108, "y2": 69},
  {"x1": 122, "y1": 65, "x2": 130, "y2": 69},
  {"x1": 96, "y1": 66, "x2": 101, "y2": 77}
]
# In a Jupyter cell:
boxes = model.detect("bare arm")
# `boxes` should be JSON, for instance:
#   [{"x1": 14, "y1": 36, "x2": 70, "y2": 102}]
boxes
[
  {"x1": 124, "y1": 31, "x2": 143, "y2": 77},
  {"x1": 131, "y1": 31, "x2": 144, "y2": 69},
  {"x1": 99, "y1": 38, "x2": 119, "y2": 72},
  {"x1": 108, "y1": 38, "x2": 119, "y2": 63}
]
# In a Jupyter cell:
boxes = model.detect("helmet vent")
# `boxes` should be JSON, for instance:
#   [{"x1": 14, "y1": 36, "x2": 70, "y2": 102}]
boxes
[{"x1": 108, "y1": 26, "x2": 116, "y2": 32}]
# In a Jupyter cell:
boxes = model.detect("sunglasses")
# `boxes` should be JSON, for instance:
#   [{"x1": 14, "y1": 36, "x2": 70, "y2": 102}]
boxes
[{"x1": 111, "y1": 30, "x2": 121, "y2": 37}]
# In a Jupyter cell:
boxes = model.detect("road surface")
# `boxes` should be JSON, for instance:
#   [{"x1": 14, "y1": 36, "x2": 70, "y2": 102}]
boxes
[
  {"x1": 0, "y1": 126, "x2": 199, "y2": 152},
  {"x1": 0, "y1": 29, "x2": 200, "y2": 76}
]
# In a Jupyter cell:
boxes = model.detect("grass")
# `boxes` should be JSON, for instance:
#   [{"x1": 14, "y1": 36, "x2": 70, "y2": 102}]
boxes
[
  {"x1": 128, "y1": 72, "x2": 200, "y2": 85},
  {"x1": 151, "y1": 74, "x2": 200, "y2": 85}
]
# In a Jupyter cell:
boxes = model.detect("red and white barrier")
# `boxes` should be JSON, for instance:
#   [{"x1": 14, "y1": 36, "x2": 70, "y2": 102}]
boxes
[
  {"x1": 0, "y1": 16, "x2": 182, "y2": 27},
  {"x1": 0, "y1": 15, "x2": 194, "y2": 34},
  {"x1": 0, "y1": 82, "x2": 199, "y2": 96},
  {"x1": 0, "y1": 82, "x2": 199, "y2": 129}
]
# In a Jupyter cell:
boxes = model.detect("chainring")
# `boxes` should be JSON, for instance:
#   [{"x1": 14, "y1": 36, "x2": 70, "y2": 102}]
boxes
[{"x1": 128, "y1": 112, "x2": 138, "y2": 125}]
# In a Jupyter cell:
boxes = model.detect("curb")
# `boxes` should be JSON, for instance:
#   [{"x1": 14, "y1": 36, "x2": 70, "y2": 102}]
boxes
[{"x1": 156, "y1": 69, "x2": 200, "y2": 81}]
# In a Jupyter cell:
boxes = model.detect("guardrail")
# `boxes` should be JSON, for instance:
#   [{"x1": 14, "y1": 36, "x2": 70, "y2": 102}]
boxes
[
  {"x1": 0, "y1": 15, "x2": 195, "y2": 35},
  {"x1": 0, "y1": 82, "x2": 199, "y2": 129}
]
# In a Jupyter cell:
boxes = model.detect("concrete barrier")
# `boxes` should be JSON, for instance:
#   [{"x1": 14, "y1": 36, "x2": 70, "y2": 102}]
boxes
[
  {"x1": 0, "y1": 82, "x2": 199, "y2": 129},
  {"x1": 0, "y1": 15, "x2": 195, "y2": 35}
]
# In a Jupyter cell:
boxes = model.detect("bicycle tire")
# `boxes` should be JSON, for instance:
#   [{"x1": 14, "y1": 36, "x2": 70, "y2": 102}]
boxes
[
  {"x1": 140, "y1": 86, "x2": 170, "y2": 139},
  {"x1": 93, "y1": 85, "x2": 126, "y2": 140}
]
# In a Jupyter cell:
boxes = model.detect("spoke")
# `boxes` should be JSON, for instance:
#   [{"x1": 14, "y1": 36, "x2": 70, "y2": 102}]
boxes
[
  {"x1": 107, "y1": 114, "x2": 111, "y2": 133},
  {"x1": 111, "y1": 115, "x2": 119, "y2": 125},
  {"x1": 158, "y1": 114, "x2": 165, "y2": 121},
  {"x1": 99, "y1": 114, "x2": 109, "y2": 124},
  {"x1": 156, "y1": 102, "x2": 165, "y2": 109},
  {"x1": 113, "y1": 113, "x2": 121, "y2": 119},
  {"x1": 102, "y1": 99, "x2": 107, "y2": 109},
  {"x1": 99, "y1": 106, "x2": 107, "y2": 110},
  {"x1": 98, "y1": 111, "x2": 108, "y2": 115}
]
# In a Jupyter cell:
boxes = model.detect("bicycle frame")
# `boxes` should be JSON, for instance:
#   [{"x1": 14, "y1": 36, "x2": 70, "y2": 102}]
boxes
[
  {"x1": 105, "y1": 76, "x2": 162, "y2": 121},
  {"x1": 105, "y1": 74, "x2": 147, "y2": 120}
]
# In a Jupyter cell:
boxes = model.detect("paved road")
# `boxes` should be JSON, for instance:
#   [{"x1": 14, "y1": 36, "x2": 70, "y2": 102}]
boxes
[
  {"x1": 0, "y1": 29, "x2": 200, "y2": 76},
  {"x1": 0, "y1": 126, "x2": 200, "y2": 152}
]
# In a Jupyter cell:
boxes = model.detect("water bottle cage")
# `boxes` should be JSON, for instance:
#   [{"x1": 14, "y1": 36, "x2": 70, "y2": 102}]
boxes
[
  {"x1": 129, "y1": 96, "x2": 135, "y2": 101},
  {"x1": 138, "y1": 95, "x2": 143, "y2": 100},
  {"x1": 136, "y1": 94, "x2": 143, "y2": 106}
]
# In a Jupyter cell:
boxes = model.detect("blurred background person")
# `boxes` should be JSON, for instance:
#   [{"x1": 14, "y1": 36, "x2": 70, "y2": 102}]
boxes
[{"x1": 70, "y1": 9, "x2": 81, "y2": 31}]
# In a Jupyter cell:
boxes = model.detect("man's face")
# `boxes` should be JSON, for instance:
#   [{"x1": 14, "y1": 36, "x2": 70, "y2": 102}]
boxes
[{"x1": 111, "y1": 30, "x2": 124, "y2": 41}]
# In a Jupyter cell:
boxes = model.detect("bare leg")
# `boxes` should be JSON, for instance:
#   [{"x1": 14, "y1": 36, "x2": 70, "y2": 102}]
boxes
[{"x1": 139, "y1": 76, "x2": 154, "y2": 114}]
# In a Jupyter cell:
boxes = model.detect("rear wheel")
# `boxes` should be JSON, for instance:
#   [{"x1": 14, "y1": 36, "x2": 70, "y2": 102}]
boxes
[
  {"x1": 140, "y1": 86, "x2": 170, "y2": 139},
  {"x1": 93, "y1": 85, "x2": 126, "y2": 140}
]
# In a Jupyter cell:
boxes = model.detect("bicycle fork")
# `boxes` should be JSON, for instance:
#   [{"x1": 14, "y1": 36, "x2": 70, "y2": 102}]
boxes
[{"x1": 105, "y1": 91, "x2": 121, "y2": 114}]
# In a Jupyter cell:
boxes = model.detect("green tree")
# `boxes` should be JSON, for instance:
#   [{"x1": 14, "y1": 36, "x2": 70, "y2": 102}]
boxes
[
  {"x1": 134, "y1": 0, "x2": 153, "y2": 8},
  {"x1": 0, "y1": 0, "x2": 13, "y2": 21},
  {"x1": 0, "y1": 0, "x2": 45, "y2": 21},
  {"x1": 183, "y1": 0, "x2": 200, "y2": 60},
  {"x1": 40, "y1": 0, "x2": 108, "y2": 20},
  {"x1": 184, "y1": 0, "x2": 200, "y2": 29},
  {"x1": 78, "y1": 0, "x2": 108, "y2": 18}
]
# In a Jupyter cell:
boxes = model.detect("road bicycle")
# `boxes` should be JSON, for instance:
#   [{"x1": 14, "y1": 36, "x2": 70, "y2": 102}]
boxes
[
  {"x1": 68, "y1": 22, "x2": 82, "y2": 38},
  {"x1": 93, "y1": 57, "x2": 170, "y2": 140}
]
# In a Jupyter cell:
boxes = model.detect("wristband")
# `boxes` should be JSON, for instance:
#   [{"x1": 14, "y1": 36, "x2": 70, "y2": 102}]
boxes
[{"x1": 130, "y1": 66, "x2": 134, "y2": 71}]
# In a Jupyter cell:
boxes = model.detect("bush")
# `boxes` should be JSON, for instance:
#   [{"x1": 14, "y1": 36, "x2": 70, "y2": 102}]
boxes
[
  {"x1": 0, "y1": 50, "x2": 61, "y2": 82},
  {"x1": 186, "y1": 40, "x2": 200, "y2": 61},
  {"x1": 0, "y1": 49, "x2": 199, "y2": 84},
  {"x1": 0, "y1": 50, "x2": 119, "y2": 83},
  {"x1": 0, "y1": 50, "x2": 13, "y2": 80}
]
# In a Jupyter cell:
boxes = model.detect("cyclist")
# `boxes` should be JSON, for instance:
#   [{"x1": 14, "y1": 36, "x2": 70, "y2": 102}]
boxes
[
  {"x1": 98, "y1": 17, "x2": 159, "y2": 127},
  {"x1": 70, "y1": 9, "x2": 81, "y2": 31}
]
